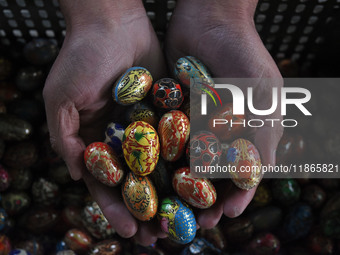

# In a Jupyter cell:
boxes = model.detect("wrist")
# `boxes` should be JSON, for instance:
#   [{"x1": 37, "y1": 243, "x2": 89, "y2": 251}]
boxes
[
  {"x1": 59, "y1": 0, "x2": 145, "y2": 32},
  {"x1": 176, "y1": 0, "x2": 258, "y2": 24}
]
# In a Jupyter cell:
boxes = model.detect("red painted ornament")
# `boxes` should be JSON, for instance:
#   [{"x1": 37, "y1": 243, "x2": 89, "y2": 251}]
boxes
[
  {"x1": 84, "y1": 142, "x2": 124, "y2": 186},
  {"x1": 158, "y1": 110, "x2": 190, "y2": 162},
  {"x1": 152, "y1": 78, "x2": 183, "y2": 110}
]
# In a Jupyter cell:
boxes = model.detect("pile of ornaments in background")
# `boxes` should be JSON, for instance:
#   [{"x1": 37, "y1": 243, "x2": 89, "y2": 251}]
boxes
[{"x1": 0, "y1": 38, "x2": 339, "y2": 255}]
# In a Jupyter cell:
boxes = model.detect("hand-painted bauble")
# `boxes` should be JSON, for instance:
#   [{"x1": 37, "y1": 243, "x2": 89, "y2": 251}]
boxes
[
  {"x1": 158, "y1": 196, "x2": 196, "y2": 244},
  {"x1": 24, "y1": 207, "x2": 59, "y2": 234},
  {"x1": 82, "y1": 201, "x2": 115, "y2": 239},
  {"x1": 301, "y1": 184, "x2": 326, "y2": 208},
  {"x1": 198, "y1": 226, "x2": 227, "y2": 251},
  {"x1": 1, "y1": 192, "x2": 30, "y2": 215},
  {"x1": 0, "y1": 208, "x2": 7, "y2": 232},
  {"x1": 15, "y1": 66, "x2": 45, "y2": 92},
  {"x1": 0, "y1": 114, "x2": 32, "y2": 141},
  {"x1": 249, "y1": 206, "x2": 282, "y2": 232},
  {"x1": 188, "y1": 131, "x2": 222, "y2": 169},
  {"x1": 308, "y1": 232, "x2": 334, "y2": 255},
  {"x1": 0, "y1": 234, "x2": 11, "y2": 255},
  {"x1": 113, "y1": 67, "x2": 153, "y2": 105},
  {"x1": 0, "y1": 165, "x2": 10, "y2": 191},
  {"x1": 84, "y1": 142, "x2": 124, "y2": 186},
  {"x1": 172, "y1": 167, "x2": 216, "y2": 209},
  {"x1": 282, "y1": 204, "x2": 313, "y2": 241},
  {"x1": 152, "y1": 78, "x2": 183, "y2": 109},
  {"x1": 23, "y1": 38, "x2": 59, "y2": 65},
  {"x1": 251, "y1": 183, "x2": 272, "y2": 207},
  {"x1": 149, "y1": 158, "x2": 172, "y2": 197},
  {"x1": 158, "y1": 110, "x2": 190, "y2": 162},
  {"x1": 9, "y1": 249, "x2": 32, "y2": 255},
  {"x1": 226, "y1": 139, "x2": 262, "y2": 190},
  {"x1": 64, "y1": 229, "x2": 93, "y2": 254},
  {"x1": 9, "y1": 168, "x2": 32, "y2": 190},
  {"x1": 247, "y1": 233, "x2": 280, "y2": 255},
  {"x1": 271, "y1": 179, "x2": 301, "y2": 206},
  {"x1": 208, "y1": 103, "x2": 246, "y2": 142},
  {"x1": 122, "y1": 172, "x2": 158, "y2": 221},
  {"x1": 88, "y1": 240, "x2": 122, "y2": 255},
  {"x1": 127, "y1": 108, "x2": 159, "y2": 129},
  {"x1": 3, "y1": 140, "x2": 38, "y2": 169},
  {"x1": 122, "y1": 121, "x2": 159, "y2": 176},
  {"x1": 174, "y1": 56, "x2": 214, "y2": 89},
  {"x1": 223, "y1": 217, "x2": 254, "y2": 243},
  {"x1": 0, "y1": 82, "x2": 21, "y2": 103},
  {"x1": 31, "y1": 178, "x2": 59, "y2": 206},
  {"x1": 104, "y1": 122, "x2": 125, "y2": 156}
]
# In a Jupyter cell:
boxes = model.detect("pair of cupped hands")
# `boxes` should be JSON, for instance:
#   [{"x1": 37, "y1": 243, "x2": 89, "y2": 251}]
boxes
[{"x1": 43, "y1": 0, "x2": 283, "y2": 246}]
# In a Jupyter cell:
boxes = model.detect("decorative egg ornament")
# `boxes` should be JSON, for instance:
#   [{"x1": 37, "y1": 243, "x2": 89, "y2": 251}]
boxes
[
  {"x1": 172, "y1": 167, "x2": 216, "y2": 209},
  {"x1": 82, "y1": 201, "x2": 115, "y2": 239},
  {"x1": 174, "y1": 56, "x2": 214, "y2": 89},
  {"x1": 104, "y1": 122, "x2": 125, "y2": 156},
  {"x1": 122, "y1": 121, "x2": 159, "y2": 176},
  {"x1": 152, "y1": 78, "x2": 183, "y2": 109},
  {"x1": 113, "y1": 67, "x2": 153, "y2": 105},
  {"x1": 84, "y1": 142, "x2": 124, "y2": 186},
  {"x1": 158, "y1": 110, "x2": 190, "y2": 162},
  {"x1": 158, "y1": 197, "x2": 196, "y2": 244},
  {"x1": 188, "y1": 131, "x2": 222, "y2": 168},
  {"x1": 226, "y1": 139, "x2": 262, "y2": 190},
  {"x1": 122, "y1": 172, "x2": 158, "y2": 221}
]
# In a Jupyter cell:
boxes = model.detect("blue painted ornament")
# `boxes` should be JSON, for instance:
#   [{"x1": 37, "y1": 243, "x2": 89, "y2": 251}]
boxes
[
  {"x1": 158, "y1": 196, "x2": 196, "y2": 244},
  {"x1": 9, "y1": 249, "x2": 32, "y2": 255},
  {"x1": 104, "y1": 122, "x2": 125, "y2": 156}
]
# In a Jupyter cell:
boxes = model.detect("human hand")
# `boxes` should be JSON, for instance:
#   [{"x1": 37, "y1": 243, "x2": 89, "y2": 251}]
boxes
[
  {"x1": 166, "y1": 0, "x2": 283, "y2": 227},
  {"x1": 43, "y1": 0, "x2": 166, "y2": 245}
]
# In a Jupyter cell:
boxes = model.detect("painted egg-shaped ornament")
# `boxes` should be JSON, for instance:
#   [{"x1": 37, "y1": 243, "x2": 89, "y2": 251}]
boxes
[
  {"x1": 189, "y1": 131, "x2": 222, "y2": 169},
  {"x1": 223, "y1": 217, "x2": 254, "y2": 243},
  {"x1": 82, "y1": 201, "x2": 115, "y2": 239},
  {"x1": 282, "y1": 204, "x2": 313, "y2": 241},
  {"x1": 174, "y1": 56, "x2": 214, "y2": 89},
  {"x1": 157, "y1": 197, "x2": 197, "y2": 244},
  {"x1": 1, "y1": 192, "x2": 30, "y2": 215},
  {"x1": 0, "y1": 208, "x2": 7, "y2": 232},
  {"x1": 0, "y1": 114, "x2": 32, "y2": 141},
  {"x1": 226, "y1": 139, "x2": 262, "y2": 190},
  {"x1": 152, "y1": 78, "x2": 183, "y2": 109},
  {"x1": 89, "y1": 240, "x2": 122, "y2": 255},
  {"x1": 208, "y1": 103, "x2": 246, "y2": 142},
  {"x1": 9, "y1": 249, "x2": 32, "y2": 255},
  {"x1": 31, "y1": 178, "x2": 59, "y2": 206},
  {"x1": 172, "y1": 167, "x2": 216, "y2": 209},
  {"x1": 122, "y1": 172, "x2": 158, "y2": 221},
  {"x1": 158, "y1": 197, "x2": 196, "y2": 244},
  {"x1": 0, "y1": 234, "x2": 11, "y2": 255},
  {"x1": 271, "y1": 179, "x2": 301, "y2": 206},
  {"x1": 122, "y1": 121, "x2": 159, "y2": 176},
  {"x1": 247, "y1": 233, "x2": 280, "y2": 255},
  {"x1": 104, "y1": 122, "x2": 125, "y2": 156},
  {"x1": 0, "y1": 165, "x2": 10, "y2": 192},
  {"x1": 128, "y1": 108, "x2": 159, "y2": 129},
  {"x1": 84, "y1": 142, "x2": 124, "y2": 186},
  {"x1": 158, "y1": 110, "x2": 190, "y2": 162},
  {"x1": 64, "y1": 229, "x2": 93, "y2": 254},
  {"x1": 113, "y1": 67, "x2": 153, "y2": 105}
]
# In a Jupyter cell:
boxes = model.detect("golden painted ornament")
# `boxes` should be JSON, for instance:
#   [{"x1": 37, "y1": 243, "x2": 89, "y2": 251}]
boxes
[
  {"x1": 122, "y1": 121, "x2": 160, "y2": 176},
  {"x1": 122, "y1": 172, "x2": 158, "y2": 221},
  {"x1": 112, "y1": 67, "x2": 153, "y2": 105},
  {"x1": 226, "y1": 139, "x2": 262, "y2": 190}
]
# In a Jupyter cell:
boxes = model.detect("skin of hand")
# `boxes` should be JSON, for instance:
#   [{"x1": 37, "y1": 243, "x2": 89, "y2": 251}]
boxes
[
  {"x1": 43, "y1": 0, "x2": 167, "y2": 245},
  {"x1": 166, "y1": 0, "x2": 283, "y2": 228}
]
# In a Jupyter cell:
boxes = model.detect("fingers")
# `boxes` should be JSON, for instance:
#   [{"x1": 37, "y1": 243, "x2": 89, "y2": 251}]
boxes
[
  {"x1": 82, "y1": 171, "x2": 138, "y2": 238},
  {"x1": 134, "y1": 220, "x2": 167, "y2": 246},
  {"x1": 44, "y1": 99, "x2": 86, "y2": 181}
]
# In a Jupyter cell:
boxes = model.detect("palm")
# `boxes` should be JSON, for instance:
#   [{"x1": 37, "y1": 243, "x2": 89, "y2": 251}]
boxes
[
  {"x1": 43, "y1": 14, "x2": 166, "y2": 243},
  {"x1": 166, "y1": 1, "x2": 283, "y2": 228}
]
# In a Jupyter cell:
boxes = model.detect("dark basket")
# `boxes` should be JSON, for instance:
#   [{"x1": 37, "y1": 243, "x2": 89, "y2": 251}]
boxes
[{"x1": 1, "y1": 0, "x2": 340, "y2": 75}]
